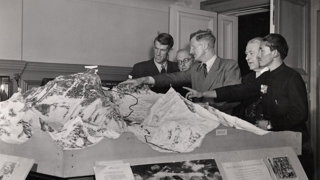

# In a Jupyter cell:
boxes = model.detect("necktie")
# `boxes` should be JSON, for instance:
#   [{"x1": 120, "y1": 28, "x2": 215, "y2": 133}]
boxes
[
  {"x1": 161, "y1": 65, "x2": 166, "y2": 73},
  {"x1": 202, "y1": 63, "x2": 207, "y2": 77}
]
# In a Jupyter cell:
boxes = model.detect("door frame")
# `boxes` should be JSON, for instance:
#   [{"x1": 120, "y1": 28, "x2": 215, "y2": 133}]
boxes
[{"x1": 310, "y1": 0, "x2": 320, "y2": 179}]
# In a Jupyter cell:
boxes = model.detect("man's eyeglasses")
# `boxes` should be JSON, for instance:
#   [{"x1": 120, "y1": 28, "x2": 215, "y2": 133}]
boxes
[{"x1": 177, "y1": 58, "x2": 193, "y2": 65}]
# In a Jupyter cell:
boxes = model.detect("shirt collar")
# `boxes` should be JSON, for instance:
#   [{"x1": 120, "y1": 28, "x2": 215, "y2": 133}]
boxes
[
  {"x1": 154, "y1": 60, "x2": 167, "y2": 72},
  {"x1": 203, "y1": 54, "x2": 217, "y2": 72},
  {"x1": 255, "y1": 67, "x2": 269, "y2": 78}
]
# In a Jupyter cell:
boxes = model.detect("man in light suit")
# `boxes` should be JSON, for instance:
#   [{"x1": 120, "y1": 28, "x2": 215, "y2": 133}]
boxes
[
  {"x1": 129, "y1": 33, "x2": 179, "y2": 93},
  {"x1": 121, "y1": 29, "x2": 241, "y2": 114}
]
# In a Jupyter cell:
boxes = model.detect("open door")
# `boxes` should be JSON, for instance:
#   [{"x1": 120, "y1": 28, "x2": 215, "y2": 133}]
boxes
[
  {"x1": 169, "y1": 6, "x2": 238, "y2": 61},
  {"x1": 273, "y1": 0, "x2": 309, "y2": 81}
]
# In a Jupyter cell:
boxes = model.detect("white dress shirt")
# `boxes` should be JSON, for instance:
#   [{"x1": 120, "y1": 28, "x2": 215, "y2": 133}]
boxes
[{"x1": 202, "y1": 54, "x2": 217, "y2": 73}]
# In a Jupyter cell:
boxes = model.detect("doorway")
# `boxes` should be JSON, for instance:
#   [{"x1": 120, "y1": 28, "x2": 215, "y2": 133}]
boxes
[
  {"x1": 316, "y1": 9, "x2": 320, "y2": 180},
  {"x1": 237, "y1": 12, "x2": 270, "y2": 76}
]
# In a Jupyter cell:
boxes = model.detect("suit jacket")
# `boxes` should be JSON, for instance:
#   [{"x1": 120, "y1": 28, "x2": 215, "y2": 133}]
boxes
[
  {"x1": 215, "y1": 71, "x2": 270, "y2": 102},
  {"x1": 216, "y1": 64, "x2": 312, "y2": 178},
  {"x1": 215, "y1": 63, "x2": 308, "y2": 131},
  {"x1": 153, "y1": 57, "x2": 241, "y2": 114},
  {"x1": 225, "y1": 71, "x2": 266, "y2": 122},
  {"x1": 130, "y1": 59, "x2": 179, "y2": 93}
]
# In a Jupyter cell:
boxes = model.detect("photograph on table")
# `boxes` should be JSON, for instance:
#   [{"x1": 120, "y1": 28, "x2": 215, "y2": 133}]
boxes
[
  {"x1": 130, "y1": 159, "x2": 222, "y2": 180},
  {"x1": 268, "y1": 156, "x2": 297, "y2": 179},
  {"x1": 0, "y1": 154, "x2": 34, "y2": 180},
  {"x1": 0, "y1": 161, "x2": 17, "y2": 180}
]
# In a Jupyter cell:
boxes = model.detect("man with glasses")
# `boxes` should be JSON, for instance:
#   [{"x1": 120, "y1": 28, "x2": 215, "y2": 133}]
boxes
[
  {"x1": 129, "y1": 33, "x2": 179, "y2": 93},
  {"x1": 174, "y1": 49, "x2": 194, "y2": 96},
  {"x1": 176, "y1": 49, "x2": 195, "y2": 72},
  {"x1": 121, "y1": 29, "x2": 241, "y2": 114}
]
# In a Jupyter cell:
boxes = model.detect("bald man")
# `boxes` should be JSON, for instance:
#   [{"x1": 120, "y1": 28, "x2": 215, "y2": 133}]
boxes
[
  {"x1": 185, "y1": 37, "x2": 269, "y2": 121},
  {"x1": 174, "y1": 49, "x2": 194, "y2": 96},
  {"x1": 176, "y1": 49, "x2": 195, "y2": 72}
]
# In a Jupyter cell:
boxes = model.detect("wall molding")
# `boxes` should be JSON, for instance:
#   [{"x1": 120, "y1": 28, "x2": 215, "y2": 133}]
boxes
[
  {"x1": 0, "y1": 59, "x2": 131, "y2": 92},
  {"x1": 201, "y1": 0, "x2": 269, "y2": 13}
]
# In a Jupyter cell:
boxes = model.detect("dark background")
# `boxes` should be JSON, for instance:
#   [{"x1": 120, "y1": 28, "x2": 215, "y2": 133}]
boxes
[{"x1": 238, "y1": 11, "x2": 270, "y2": 76}]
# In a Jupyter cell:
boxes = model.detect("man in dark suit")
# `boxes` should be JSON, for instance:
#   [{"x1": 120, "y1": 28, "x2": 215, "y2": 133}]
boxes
[
  {"x1": 129, "y1": 33, "x2": 179, "y2": 93},
  {"x1": 227, "y1": 37, "x2": 268, "y2": 122},
  {"x1": 121, "y1": 29, "x2": 241, "y2": 114},
  {"x1": 185, "y1": 34, "x2": 313, "y2": 179}
]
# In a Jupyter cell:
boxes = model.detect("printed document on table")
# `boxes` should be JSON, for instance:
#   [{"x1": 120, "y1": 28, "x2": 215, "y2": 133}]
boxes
[
  {"x1": 94, "y1": 162, "x2": 134, "y2": 180},
  {"x1": 222, "y1": 159, "x2": 273, "y2": 180}
]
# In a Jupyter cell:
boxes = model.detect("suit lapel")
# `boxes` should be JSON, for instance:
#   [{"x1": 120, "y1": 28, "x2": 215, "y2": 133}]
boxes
[
  {"x1": 167, "y1": 61, "x2": 174, "y2": 72},
  {"x1": 201, "y1": 57, "x2": 221, "y2": 91},
  {"x1": 148, "y1": 59, "x2": 160, "y2": 75}
]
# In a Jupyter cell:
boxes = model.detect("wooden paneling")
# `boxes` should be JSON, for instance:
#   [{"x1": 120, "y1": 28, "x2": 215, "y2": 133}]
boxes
[
  {"x1": 217, "y1": 14, "x2": 238, "y2": 60},
  {"x1": 169, "y1": 5, "x2": 217, "y2": 59},
  {"x1": 310, "y1": 0, "x2": 320, "y2": 179},
  {"x1": 0, "y1": 59, "x2": 131, "y2": 93},
  {"x1": 274, "y1": 0, "x2": 309, "y2": 75},
  {"x1": 201, "y1": 0, "x2": 269, "y2": 13}
]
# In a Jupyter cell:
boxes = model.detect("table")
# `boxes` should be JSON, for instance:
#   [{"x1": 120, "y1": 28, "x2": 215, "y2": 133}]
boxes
[{"x1": 0, "y1": 125, "x2": 302, "y2": 178}]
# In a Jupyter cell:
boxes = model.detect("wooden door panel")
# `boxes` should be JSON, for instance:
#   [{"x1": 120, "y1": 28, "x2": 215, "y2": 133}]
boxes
[
  {"x1": 169, "y1": 6, "x2": 217, "y2": 60},
  {"x1": 274, "y1": 0, "x2": 309, "y2": 76},
  {"x1": 218, "y1": 14, "x2": 238, "y2": 60}
]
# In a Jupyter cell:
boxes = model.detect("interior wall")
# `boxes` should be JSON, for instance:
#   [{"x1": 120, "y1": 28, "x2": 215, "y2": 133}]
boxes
[
  {"x1": 317, "y1": 11, "x2": 320, "y2": 178},
  {"x1": 22, "y1": 0, "x2": 167, "y2": 67},
  {"x1": 0, "y1": 0, "x2": 202, "y2": 67},
  {"x1": 316, "y1": 7, "x2": 320, "y2": 180},
  {"x1": 310, "y1": 0, "x2": 319, "y2": 179},
  {"x1": 315, "y1": 10, "x2": 320, "y2": 178},
  {"x1": 0, "y1": 0, "x2": 22, "y2": 60}
]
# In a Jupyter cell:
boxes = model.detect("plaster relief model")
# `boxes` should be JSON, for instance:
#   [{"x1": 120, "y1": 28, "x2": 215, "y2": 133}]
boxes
[
  {"x1": 0, "y1": 69, "x2": 126, "y2": 149},
  {"x1": 0, "y1": 68, "x2": 268, "y2": 151}
]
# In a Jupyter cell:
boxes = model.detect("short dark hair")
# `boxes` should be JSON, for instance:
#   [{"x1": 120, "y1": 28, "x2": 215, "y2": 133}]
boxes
[
  {"x1": 154, "y1": 33, "x2": 174, "y2": 50},
  {"x1": 263, "y1": 33, "x2": 289, "y2": 60},
  {"x1": 189, "y1": 29, "x2": 216, "y2": 48}
]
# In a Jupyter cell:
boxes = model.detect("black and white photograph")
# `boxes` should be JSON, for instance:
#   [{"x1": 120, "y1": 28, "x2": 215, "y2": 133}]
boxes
[
  {"x1": 0, "y1": 0, "x2": 319, "y2": 179},
  {"x1": 131, "y1": 159, "x2": 222, "y2": 180},
  {"x1": 0, "y1": 161, "x2": 17, "y2": 180},
  {"x1": 269, "y1": 156, "x2": 297, "y2": 179}
]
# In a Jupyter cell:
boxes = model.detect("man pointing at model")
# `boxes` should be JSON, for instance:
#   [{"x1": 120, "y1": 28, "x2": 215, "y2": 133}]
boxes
[{"x1": 120, "y1": 29, "x2": 241, "y2": 114}]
